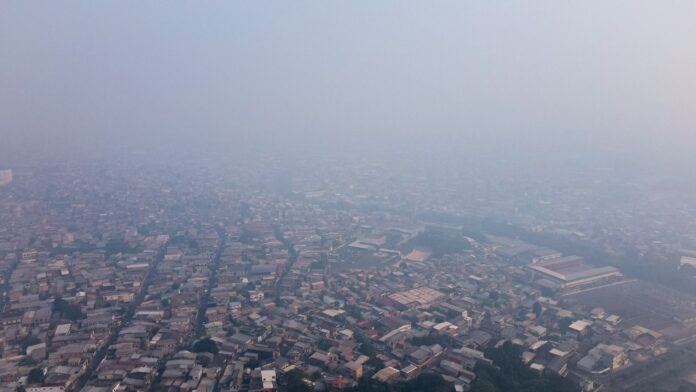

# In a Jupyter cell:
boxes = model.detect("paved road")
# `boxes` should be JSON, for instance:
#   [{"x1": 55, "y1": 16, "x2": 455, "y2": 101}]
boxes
[
  {"x1": 71, "y1": 244, "x2": 167, "y2": 391},
  {"x1": 0, "y1": 251, "x2": 21, "y2": 311},
  {"x1": 193, "y1": 226, "x2": 227, "y2": 340},
  {"x1": 273, "y1": 228, "x2": 298, "y2": 299},
  {"x1": 190, "y1": 227, "x2": 227, "y2": 392}
]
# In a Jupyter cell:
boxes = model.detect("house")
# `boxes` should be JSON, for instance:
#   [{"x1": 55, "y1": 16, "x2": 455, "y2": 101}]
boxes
[
  {"x1": 342, "y1": 361, "x2": 363, "y2": 380},
  {"x1": 372, "y1": 367, "x2": 400, "y2": 383},
  {"x1": 577, "y1": 344, "x2": 627, "y2": 374},
  {"x1": 308, "y1": 351, "x2": 336, "y2": 368}
]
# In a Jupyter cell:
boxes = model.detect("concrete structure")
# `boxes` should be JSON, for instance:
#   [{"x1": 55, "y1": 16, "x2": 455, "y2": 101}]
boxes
[
  {"x1": 577, "y1": 343, "x2": 627, "y2": 374},
  {"x1": 526, "y1": 256, "x2": 621, "y2": 289},
  {"x1": 389, "y1": 287, "x2": 444, "y2": 307}
]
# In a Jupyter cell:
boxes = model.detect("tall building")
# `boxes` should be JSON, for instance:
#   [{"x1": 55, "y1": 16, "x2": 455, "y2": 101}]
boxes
[{"x1": 0, "y1": 169, "x2": 12, "y2": 186}]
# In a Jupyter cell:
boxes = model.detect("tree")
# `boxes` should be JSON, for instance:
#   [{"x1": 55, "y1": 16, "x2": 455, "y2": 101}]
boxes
[
  {"x1": 400, "y1": 374, "x2": 451, "y2": 392},
  {"x1": 54, "y1": 297, "x2": 85, "y2": 320},
  {"x1": 410, "y1": 230, "x2": 471, "y2": 258},
  {"x1": 488, "y1": 290, "x2": 499, "y2": 301},
  {"x1": 196, "y1": 354, "x2": 212, "y2": 366},
  {"x1": 348, "y1": 373, "x2": 450, "y2": 392},
  {"x1": 18, "y1": 356, "x2": 38, "y2": 367},
  {"x1": 191, "y1": 338, "x2": 218, "y2": 354},
  {"x1": 533, "y1": 302, "x2": 543, "y2": 318},
  {"x1": 310, "y1": 372, "x2": 322, "y2": 381},
  {"x1": 358, "y1": 341, "x2": 376, "y2": 357},
  {"x1": 408, "y1": 333, "x2": 454, "y2": 347},
  {"x1": 18, "y1": 335, "x2": 41, "y2": 350},
  {"x1": 105, "y1": 239, "x2": 136, "y2": 257},
  {"x1": 317, "y1": 339, "x2": 333, "y2": 351},
  {"x1": 558, "y1": 317, "x2": 573, "y2": 334},
  {"x1": 469, "y1": 341, "x2": 579, "y2": 392},
  {"x1": 283, "y1": 369, "x2": 312, "y2": 392},
  {"x1": 365, "y1": 356, "x2": 385, "y2": 369},
  {"x1": 279, "y1": 343, "x2": 290, "y2": 357},
  {"x1": 345, "y1": 305, "x2": 363, "y2": 320},
  {"x1": 540, "y1": 286, "x2": 554, "y2": 297},
  {"x1": 471, "y1": 380, "x2": 499, "y2": 392},
  {"x1": 28, "y1": 368, "x2": 44, "y2": 384}
]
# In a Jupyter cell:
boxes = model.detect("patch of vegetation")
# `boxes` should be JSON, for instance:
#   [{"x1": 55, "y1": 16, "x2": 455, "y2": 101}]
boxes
[
  {"x1": 28, "y1": 367, "x2": 44, "y2": 384},
  {"x1": 191, "y1": 338, "x2": 219, "y2": 354},
  {"x1": 18, "y1": 335, "x2": 42, "y2": 350},
  {"x1": 410, "y1": 230, "x2": 470, "y2": 258},
  {"x1": 358, "y1": 341, "x2": 377, "y2": 357},
  {"x1": 245, "y1": 358, "x2": 260, "y2": 369},
  {"x1": 282, "y1": 369, "x2": 313, "y2": 392},
  {"x1": 558, "y1": 317, "x2": 573, "y2": 334},
  {"x1": 488, "y1": 290, "x2": 500, "y2": 301},
  {"x1": 49, "y1": 240, "x2": 97, "y2": 256},
  {"x1": 317, "y1": 339, "x2": 333, "y2": 351},
  {"x1": 421, "y1": 211, "x2": 696, "y2": 296},
  {"x1": 54, "y1": 297, "x2": 85, "y2": 320},
  {"x1": 533, "y1": 302, "x2": 543, "y2": 318},
  {"x1": 18, "y1": 356, "x2": 38, "y2": 367},
  {"x1": 348, "y1": 373, "x2": 451, "y2": 392},
  {"x1": 311, "y1": 253, "x2": 328, "y2": 269},
  {"x1": 105, "y1": 239, "x2": 139, "y2": 257},
  {"x1": 364, "y1": 356, "x2": 385, "y2": 369},
  {"x1": 345, "y1": 304, "x2": 363, "y2": 320},
  {"x1": 408, "y1": 333, "x2": 455, "y2": 347},
  {"x1": 239, "y1": 229, "x2": 255, "y2": 244},
  {"x1": 470, "y1": 341, "x2": 579, "y2": 392}
]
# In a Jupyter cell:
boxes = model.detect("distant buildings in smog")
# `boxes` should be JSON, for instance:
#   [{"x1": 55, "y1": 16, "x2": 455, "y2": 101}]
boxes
[
  {"x1": 526, "y1": 255, "x2": 621, "y2": 290},
  {"x1": 0, "y1": 169, "x2": 12, "y2": 186}
]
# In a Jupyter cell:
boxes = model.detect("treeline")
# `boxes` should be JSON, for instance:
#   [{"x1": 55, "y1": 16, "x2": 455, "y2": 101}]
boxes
[
  {"x1": 471, "y1": 342, "x2": 579, "y2": 392},
  {"x1": 421, "y1": 212, "x2": 696, "y2": 296},
  {"x1": 105, "y1": 239, "x2": 140, "y2": 257},
  {"x1": 347, "y1": 373, "x2": 452, "y2": 392},
  {"x1": 282, "y1": 341, "x2": 578, "y2": 392},
  {"x1": 54, "y1": 297, "x2": 85, "y2": 320},
  {"x1": 409, "y1": 230, "x2": 471, "y2": 258},
  {"x1": 408, "y1": 333, "x2": 456, "y2": 347}
]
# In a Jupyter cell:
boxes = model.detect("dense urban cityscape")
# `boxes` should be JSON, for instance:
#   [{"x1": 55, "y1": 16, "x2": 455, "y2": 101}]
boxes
[
  {"x1": 3, "y1": 2, "x2": 696, "y2": 392},
  {"x1": 1, "y1": 153, "x2": 696, "y2": 392}
]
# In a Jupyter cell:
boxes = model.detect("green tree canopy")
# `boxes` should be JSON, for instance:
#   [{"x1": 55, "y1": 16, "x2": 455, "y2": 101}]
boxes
[
  {"x1": 28, "y1": 368, "x2": 44, "y2": 384},
  {"x1": 191, "y1": 338, "x2": 218, "y2": 354},
  {"x1": 54, "y1": 297, "x2": 85, "y2": 320},
  {"x1": 470, "y1": 341, "x2": 579, "y2": 392}
]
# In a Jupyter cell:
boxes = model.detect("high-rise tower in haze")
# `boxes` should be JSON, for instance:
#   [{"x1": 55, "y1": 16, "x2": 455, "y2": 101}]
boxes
[{"x1": 0, "y1": 169, "x2": 13, "y2": 186}]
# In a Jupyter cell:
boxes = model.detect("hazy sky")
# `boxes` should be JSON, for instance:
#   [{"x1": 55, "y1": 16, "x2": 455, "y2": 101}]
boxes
[{"x1": 1, "y1": 1, "x2": 695, "y2": 164}]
